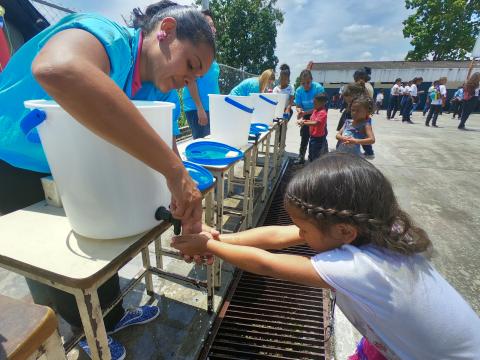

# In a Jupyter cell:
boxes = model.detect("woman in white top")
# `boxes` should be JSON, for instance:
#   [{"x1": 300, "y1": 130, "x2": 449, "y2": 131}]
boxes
[
  {"x1": 273, "y1": 64, "x2": 294, "y2": 119},
  {"x1": 387, "y1": 78, "x2": 402, "y2": 119},
  {"x1": 402, "y1": 77, "x2": 422, "y2": 123}
]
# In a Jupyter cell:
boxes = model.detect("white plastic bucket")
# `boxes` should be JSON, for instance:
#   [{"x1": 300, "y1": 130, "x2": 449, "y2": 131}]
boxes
[
  {"x1": 251, "y1": 93, "x2": 279, "y2": 125},
  {"x1": 23, "y1": 100, "x2": 174, "y2": 239},
  {"x1": 208, "y1": 94, "x2": 254, "y2": 148},
  {"x1": 274, "y1": 93, "x2": 289, "y2": 118}
]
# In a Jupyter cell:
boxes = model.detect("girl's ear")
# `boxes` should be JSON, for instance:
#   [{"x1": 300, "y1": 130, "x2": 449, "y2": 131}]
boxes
[{"x1": 332, "y1": 223, "x2": 358, "y2": 244}]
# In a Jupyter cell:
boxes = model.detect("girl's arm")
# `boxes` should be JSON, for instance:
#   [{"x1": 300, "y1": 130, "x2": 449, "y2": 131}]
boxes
[
  {"x1": 302, "y1": 120, "x2": 317, "y2": 126},
  {"x1": 218, "y1": 225, "x2": 305, "y2": 249},
  {"x1": 186, "y1": 81, "x2": 209, "y2": 126},
  {"x1": 336, "y1": 126, "x2": 345, "y2": 141},
  {"x1": 172, "y1": 234, "x2": 331, "y2": 289},
  {"x1": 32, "y1": 29, "x2": 202, "y2": 233}
]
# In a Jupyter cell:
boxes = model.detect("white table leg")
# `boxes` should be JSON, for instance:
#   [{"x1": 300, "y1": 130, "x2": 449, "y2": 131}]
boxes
[{"x1": 74, "y1": 288, "x2": 111, "y2": 360}]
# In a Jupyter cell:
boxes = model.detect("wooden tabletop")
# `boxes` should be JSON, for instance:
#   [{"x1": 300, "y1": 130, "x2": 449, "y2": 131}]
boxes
[
  {"x1": 0, "y1": 202, "x2": 170, "y2": 289},
  {"x1": 0, "y1": 294, "x2": 58, "y2": 360}
]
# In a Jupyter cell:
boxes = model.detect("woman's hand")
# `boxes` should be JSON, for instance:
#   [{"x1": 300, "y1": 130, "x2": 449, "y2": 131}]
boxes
[
  {"x1": 167, "y1": 168, "x2": 203, "y2": 235},
  {"x1": 171, "y1": 231, "x2": 213, "y2": 257},
  {"x1": 197, "y1": 108, "x2": 209, "y2": 126}
]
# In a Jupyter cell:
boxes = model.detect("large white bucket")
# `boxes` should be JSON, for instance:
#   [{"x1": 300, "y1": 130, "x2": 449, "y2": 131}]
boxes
[
  {"x1": 251, "y1": 93, "x2": 279, "y2": 125},
  {"x1": 23, "y1": 100, "x2": 174, "y2": 239},
  {"x1": 208, "y1": 94, "x2": 254, "y2": 148},
  {"x1": 274, "y1": 93, "x2": 289, "y2": 118}
]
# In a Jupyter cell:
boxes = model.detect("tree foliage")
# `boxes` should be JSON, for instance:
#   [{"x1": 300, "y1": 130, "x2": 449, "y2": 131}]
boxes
[
  {"x1": 197, "y1": 0, "x2": 284, "y2": 74},
  {"x1": 402, "y1": 0, "x2": 480, "y2": 61}
]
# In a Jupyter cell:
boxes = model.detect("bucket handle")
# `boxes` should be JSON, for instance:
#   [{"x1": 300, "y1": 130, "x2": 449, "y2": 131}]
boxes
[
  {"x1": 224, "y1": 96, "x2": 254, "y2": 113},
  {"x1": 20, "y1": 109, "x2": 46, "y2": 144},
  {"x1": 259, "y1": 94, "x2": 278, "y2": 106}
]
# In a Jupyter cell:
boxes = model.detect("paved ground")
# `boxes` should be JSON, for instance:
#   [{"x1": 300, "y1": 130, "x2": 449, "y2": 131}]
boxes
[
  {"x1": 284, "y1": 109, "x2": 480, "y2": 358},
  {"x1": 1, "y1": 109, "x2": 478, "y2": 359}
]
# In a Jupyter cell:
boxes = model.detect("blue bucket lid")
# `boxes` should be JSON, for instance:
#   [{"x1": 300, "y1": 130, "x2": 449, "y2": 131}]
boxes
[
  {"x1": 185, "y1": 141, "x2": 244, "y2": 166},
  {"x1": 183, "y1": 161, "x2": 214, "y2": 191},
  {"x1": 250, "y1": 123, "x2": 270, "y2": 134}
]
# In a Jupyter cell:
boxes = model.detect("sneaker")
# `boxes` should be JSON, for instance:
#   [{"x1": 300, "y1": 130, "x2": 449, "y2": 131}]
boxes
[
  {"x1": 425, "y1": 123, "x2": 430, "y2": 127},
  {"x1": 79, "y1": 336, "x2": 126, "y2": 360},
  {"x1": 364, "y1": 154, "x2": 375, "y2": 160},
  {"x1": 432, "y1": 125, "x2": 439, "y2": 128},
  {"x1": 109, "y1": 305, "x2": 160, "y2": 334},
  {"x1": 294, "y1": 158, "x2": 305, "y2": 165}
]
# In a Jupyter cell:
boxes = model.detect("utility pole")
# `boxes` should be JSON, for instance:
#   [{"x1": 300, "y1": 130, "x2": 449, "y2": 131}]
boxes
[{"x1": 201, "y1": 0, "x2": 209, "y2": 10}]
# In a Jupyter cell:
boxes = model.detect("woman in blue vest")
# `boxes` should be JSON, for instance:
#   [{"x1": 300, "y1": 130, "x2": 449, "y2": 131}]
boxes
[
  {"x1": 294, "y1": 69, "x2": 325, "y2": 164},
  {"x1": 0, "y1": 2, "x2": 214, "y2": 358},
  {"x1": 182, "y1": 9, "x2": 220, "y2": 139},
  {"x1": 229, "y1": 69, "x2": 275, "y2": 96}
]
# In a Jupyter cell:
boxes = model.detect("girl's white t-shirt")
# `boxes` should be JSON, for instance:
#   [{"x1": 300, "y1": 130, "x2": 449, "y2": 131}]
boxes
[
  {"x1": 273, "y1": 84, "x2": 294, "y2": 96},
  {"x1": 311, "y1": 244, "x2": 480, "y2": 360},
  {"x1": 410, "y1": 84, "x2": 418, "y2": 97}
]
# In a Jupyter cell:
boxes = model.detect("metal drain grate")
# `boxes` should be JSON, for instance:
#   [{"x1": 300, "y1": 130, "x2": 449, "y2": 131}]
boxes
[{"x1": 201, "y1": 163, "x2": 328, "y2": 360}]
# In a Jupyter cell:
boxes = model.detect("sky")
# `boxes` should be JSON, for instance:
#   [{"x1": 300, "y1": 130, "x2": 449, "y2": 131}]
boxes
[{"x1": 35, "y1": 0, "x2": 414, "y2": 78}]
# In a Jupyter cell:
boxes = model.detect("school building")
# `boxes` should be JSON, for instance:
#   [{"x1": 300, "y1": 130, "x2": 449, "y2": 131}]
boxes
[{"x1": 311, "y1": 60, "x2": 472, "y2": 109}]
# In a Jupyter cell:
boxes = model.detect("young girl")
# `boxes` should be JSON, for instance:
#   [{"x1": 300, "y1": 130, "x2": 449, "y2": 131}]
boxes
[
  {"x1": 172, "y1": 153, "x2": 480, "y2": 359},
  {"x1": 336, "y1": 96, "x2": 375, "y2": 157}
]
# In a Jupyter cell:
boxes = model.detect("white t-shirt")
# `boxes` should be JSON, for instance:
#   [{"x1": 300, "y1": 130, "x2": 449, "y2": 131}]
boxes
[
  {"x1": 410, "y1": 84, "x2": 418, "y2": 97},
  {"x1": 390, "y1": 84, "x2": 400, "y2": 96},
  {"x1": 431, "y1": 84, "x2": 447, "y2": 105},
  {"x1": 404, "y1": 85, "x2": 411, "y2": 95},
  {"x1": 375, "y1": 93, "x2": 384, "y2": 102},
  {"x1": 311, "y1": 245, "x2": 480, "y2": 360},
  {"x1": 399, "y1": 86, "x2": 405, "y2": 95},
  {"x1": 273, "y1": 84, "x2": 294, "y2": 96}
]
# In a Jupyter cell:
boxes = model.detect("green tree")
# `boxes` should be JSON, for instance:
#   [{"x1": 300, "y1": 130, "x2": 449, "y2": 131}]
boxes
[
  {"x1": 197, "y1": 0, "x2": 284, "y2": 74},
  {"x1": 402, "y1": 0, "x2": 480, "y2": 61}
]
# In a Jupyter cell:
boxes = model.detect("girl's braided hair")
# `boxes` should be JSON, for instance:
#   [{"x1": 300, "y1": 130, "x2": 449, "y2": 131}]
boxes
[{"x1": 285, "y1": 153, "x2": 431, "y2": 255}]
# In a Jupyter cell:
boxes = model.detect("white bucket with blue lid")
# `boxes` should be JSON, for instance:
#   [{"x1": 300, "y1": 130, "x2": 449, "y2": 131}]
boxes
[
  {"x1": 208, "y1": 94, "x2": 254, "y2": 149},
  {"x1": 22, "y1": 100, "x2": 174, "y2": 239},
  {"x1": 251, "y1": 93, "x2": 279, "y2": 125}
]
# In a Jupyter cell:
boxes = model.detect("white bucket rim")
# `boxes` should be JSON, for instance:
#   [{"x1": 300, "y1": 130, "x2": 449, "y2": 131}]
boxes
[{"x1": 24, "y1": 99, "x2": 175, "y2": 110}]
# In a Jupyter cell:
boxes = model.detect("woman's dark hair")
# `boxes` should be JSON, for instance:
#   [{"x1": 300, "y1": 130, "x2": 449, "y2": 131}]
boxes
[
  {"x1": 201, "y1": 9, "x2": 214, "y2": 20},
  {"x1": 300, "y1": 69, "x2": 313, "y2": 81},
  {"x1": 131, "y1": 1, "x2": 215, "y2": 52},
  {"x1": 395, "y1": 78, "x2": 401, "y2": 83},
  {"x1": 285, "y1": 153, "x2": 431, "y2": 255}
]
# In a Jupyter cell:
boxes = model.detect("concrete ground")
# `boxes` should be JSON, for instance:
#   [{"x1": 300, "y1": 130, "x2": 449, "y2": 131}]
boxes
[
  {"x1": 284, "y1": 108, "x2": 480, "y2": 358},
  {"x1": 1, "y1": 109, "x2": 478, "y2": 359}
]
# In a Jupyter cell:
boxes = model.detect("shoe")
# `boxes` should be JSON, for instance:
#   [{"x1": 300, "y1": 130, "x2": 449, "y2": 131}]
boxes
[
  {"x1": 458, "y1": 126, "x2": 466, "y2": 130},
  {"x1": 294, "y1": 158, "x2": 305, "y2": 165},
  {"x1": 425, "y1": 123, "x2": 430, "y2": 127},
  {"x1": 364, "y1": 154, "x2": 375, "y2": 160},
  {"x1": 79, "y1": 336, "x2": 126, "y2": 360},
  {"x1": 432, "y1": 125, "x2": 438, "y2": 128},
  {"x1": 109, "y1": 305, "x2": 160, "y2": 334}
]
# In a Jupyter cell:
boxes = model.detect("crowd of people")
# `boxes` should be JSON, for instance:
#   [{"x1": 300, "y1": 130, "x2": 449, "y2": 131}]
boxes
[{"x1": 0, "y1": 1, "x2": 479, "y2": 360}]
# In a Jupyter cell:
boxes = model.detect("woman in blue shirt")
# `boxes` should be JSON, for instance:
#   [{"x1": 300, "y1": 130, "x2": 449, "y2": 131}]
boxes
[
  {"x1": 182, "y1": 9, "x2": 220, "y2": 139},
  {"x1": 0, "y1": 2, "x2": 214, "y2": 359},
  {"x1": 294, "y1": 69, "x2": 325, "y2": 164},
  {"x1": 229, "y1": 69, "x2": 275, "y2": 96}
]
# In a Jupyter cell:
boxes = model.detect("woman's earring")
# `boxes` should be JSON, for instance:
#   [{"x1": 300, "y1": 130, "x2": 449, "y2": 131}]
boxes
[{"x1": 157, "y1": 31, "x2": 167, "y2": 41}]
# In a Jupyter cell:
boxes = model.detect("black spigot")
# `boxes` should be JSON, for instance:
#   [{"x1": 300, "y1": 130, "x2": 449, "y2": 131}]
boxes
[{"x1": 155, "y1": 206, "x2": 181, "y2": 235}]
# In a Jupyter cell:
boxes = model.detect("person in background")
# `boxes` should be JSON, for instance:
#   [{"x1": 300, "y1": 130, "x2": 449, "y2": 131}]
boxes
[
  {"x1": 423, "y1": 81, "x2": 436, "y2": 116},
  {"x1": 336, "y1": 83, "x2": 369, "y2": 133},
  {"x1": 339, "y1": 83, "x2": 346, "y2": 112},
  {"x1": 336, "y1": 95, "x2": 375, "y2": 158},
  {"x1": 458, "y1": 70, "x2": 480, "y2": 130},
  {"x1": 353, "y1": 67, "x2": 374, "y2": 158},
  {"x1": 182, "y1": 9, "x2": 219, "y2": 139},
  {"x1": 172, "y1": 154, "x2": 480, "y2": 360},
  {"x1": 387, "y1": 78, "x2": 401, "y2": 119},
  {"x1": 294, "y1": 69, "x2": 325, "y2": 165},
  {"x1": 375, "y1": 90, "x2": 384, "y2": 114},
  {"x1": 273, "y1": 63, "x2": 294, "y2": 119},
  {"x1": 0, "y1": 1, "x2": 215, "y2": 358},
  {"x1": 425, "y1": 77, "x2": 447, "y2": 127},
  {"x1": 229, "y1": 69, "x2": 275, "y2": 96},
  {"x1": 399, "y1": 80, "x2": 411, "y2": 116},
  {"x1": 402, "y1": 77, "x2": 422, "y2": 124},
  {"x1": 451, "y1": 85, "x2": 464, "y2": 120},
  {"x1": 298, "y1": 94, "x2": 328, "y2": 162}
]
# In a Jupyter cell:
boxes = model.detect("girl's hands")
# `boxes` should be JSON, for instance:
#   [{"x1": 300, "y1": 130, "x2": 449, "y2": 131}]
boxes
[
  {"x1": 342, "y1": 136, "x2": 356, "y2": 145},
  {"x1": 171, "y1": 231, "x2": 213, "y2": 257}
]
